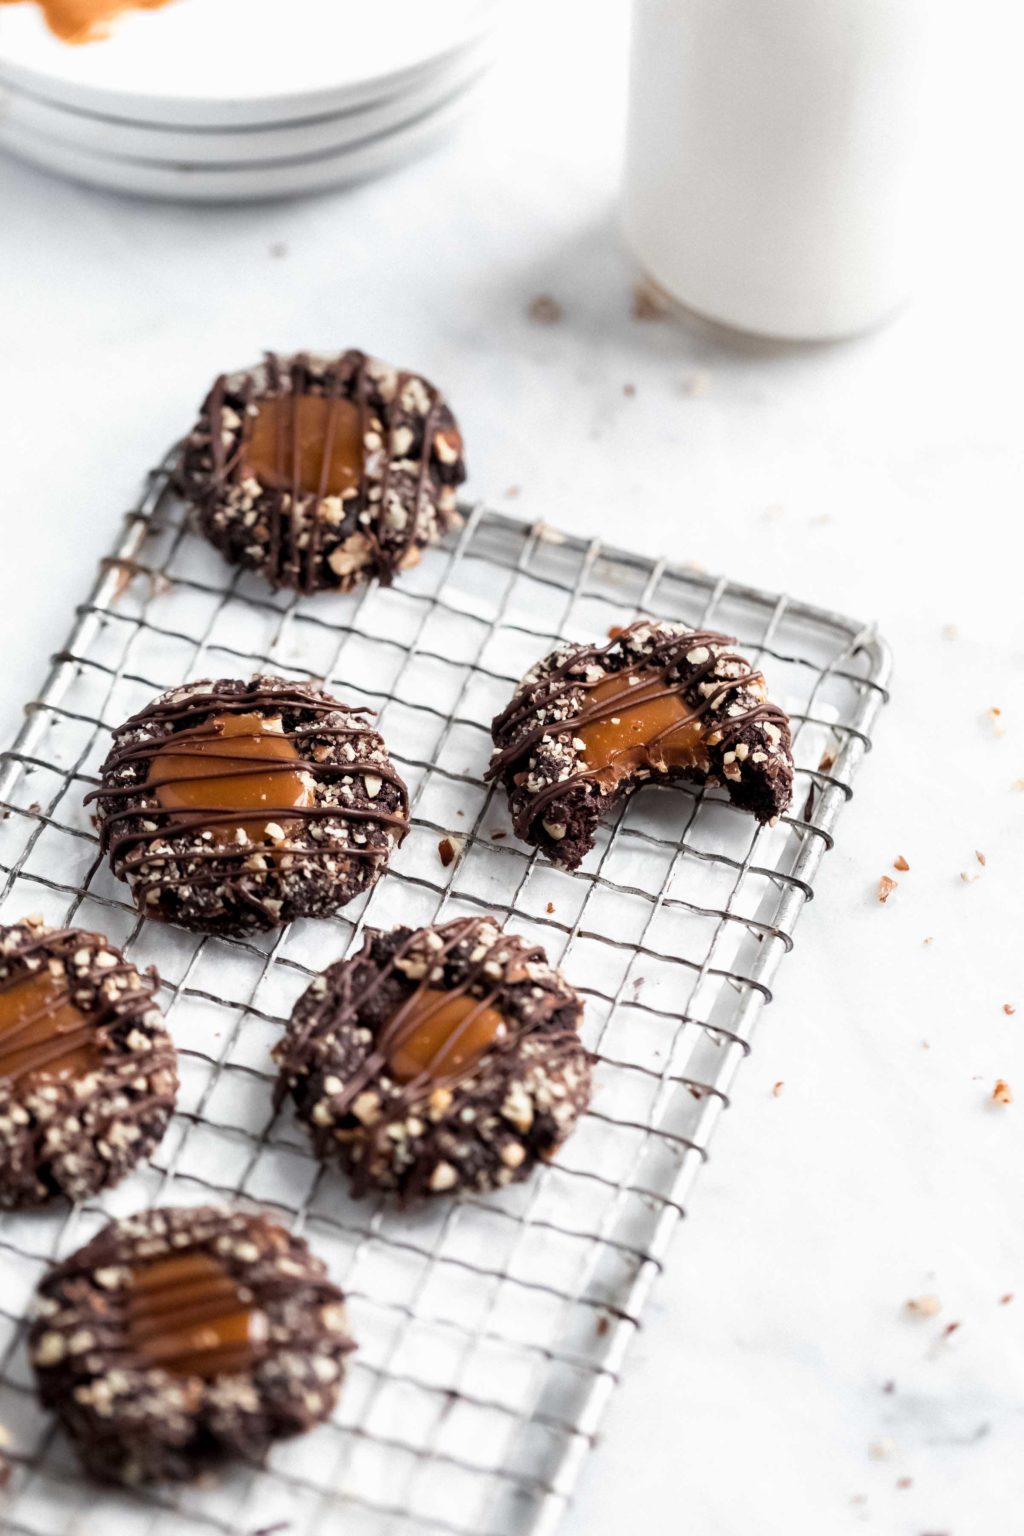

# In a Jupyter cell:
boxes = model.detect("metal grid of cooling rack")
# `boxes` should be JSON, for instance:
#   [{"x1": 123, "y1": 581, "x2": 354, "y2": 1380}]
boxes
[{"x1": 0, "y1": 452, "x2": 889, "y2": 1536}]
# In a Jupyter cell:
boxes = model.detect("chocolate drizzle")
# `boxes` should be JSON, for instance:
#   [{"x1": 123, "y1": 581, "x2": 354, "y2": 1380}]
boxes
[
  {"x1": 191, "y1": 350, "x2": 461, "y2": 594},
  {"x1": 275, "y1": 916, "x2": 590, "y2": 1201},
  {"x1": 88, "y1": 677, "x2": 409, "y2": 932},
  {"x1": 488, "y1": 620, "x2": 794, "y2": 861}
]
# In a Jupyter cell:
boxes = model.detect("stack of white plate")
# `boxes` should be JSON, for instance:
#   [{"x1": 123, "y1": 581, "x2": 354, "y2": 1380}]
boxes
[{"x1": 0, "y1": 0, "x2": 499, "y2": 200}]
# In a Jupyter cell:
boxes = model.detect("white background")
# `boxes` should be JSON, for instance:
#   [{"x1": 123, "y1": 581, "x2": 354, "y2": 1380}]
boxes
[{"x1": 1, "y1": 4, "x2": 1022, "y2": 1535}]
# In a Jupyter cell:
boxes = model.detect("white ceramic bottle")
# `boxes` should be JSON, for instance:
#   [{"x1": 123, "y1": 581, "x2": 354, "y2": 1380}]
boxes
[{"x1": 622, "y1": 0, "x2": 934, "y2": 341}]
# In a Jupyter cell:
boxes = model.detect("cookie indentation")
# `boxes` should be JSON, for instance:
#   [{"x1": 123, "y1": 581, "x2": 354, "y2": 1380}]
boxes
[
  {"x1": 0, "y1": 970, "x2": 98, "y2": 1085},
  {"x1": 147, "y1": 711, "x2": 314, "y2": 844},
  {"x1": 384, "y1": 989, "x2": 508, "y2": 1085},
  {"x1": 243, "y1": 393, "x2": 363, "y2": 497},
  {"x1": 128, "y1": 1251, "x2": 266, "y2": 1379}
]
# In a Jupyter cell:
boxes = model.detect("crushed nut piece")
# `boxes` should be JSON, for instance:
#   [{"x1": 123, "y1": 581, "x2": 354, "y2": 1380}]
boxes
[
  {"x1": 992, "y1": 1078, "x2": 1013, "y2": 1106},
  {"x1": 771, "y1": 1081, "x2": 784, "y2": 1098},
  {"x1": 877, "y1": 875, "x2": 898, "y2": 903},
  {"x1": 437, "y1": 837, "x2": 460, "y2": 868},
  {"x1": 893, "y1": 855, "x2": 910, "y2": 872},
  {"x1": 905, "y1": 1294, "x2": 941, "y2": 1317},
  {"x1": 527, "y1": 294, "x2": 563, "y2": 325}
]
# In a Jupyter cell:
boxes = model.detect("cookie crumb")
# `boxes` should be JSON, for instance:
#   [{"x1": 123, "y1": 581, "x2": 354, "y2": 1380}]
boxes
[
  {"x1": 437, "y1": 837, "x2": 459, "y2": 869},
  {"x1": 894, "y1": 854, "x2": 910, "y2": 872},
  {"x1": 528, "y1": 294, "x2": 563, "y2": 325},
  {"x1": 992, "y1": 1078, "x2": 1013, "y2": 1106},
  {"x1": 923, "y1": 936, "x2": 934, "y2": 946},
  {"x1": 877, "y1": 875, "x2": 898, "y2": 903},
  {"x1": 1003, "y1": 1003, "x2": 1015, "y2": 1016},
  {"x1": 546, "y1": 902, "x2": 555, "y2": 915},
  {"x1": 999, "y1": 1293, "x2": 1014, "y2": 1305},
  {"x1": 771, "y1": 1080, "x2": 784, "y2": 1097},
  {"x1": 976, "y1": 849, "x2": 987, "y2": 866},
  {"x1": 895, "y1": 1477, "x2": 913, "y2": 1490}
]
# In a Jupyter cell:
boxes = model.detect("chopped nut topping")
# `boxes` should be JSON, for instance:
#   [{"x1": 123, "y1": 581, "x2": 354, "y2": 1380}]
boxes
[
  {"x1": 877, "y1": 875, "x2": 898, "y2": 903},
  {"x1": 905, "y1": 1294, "x2": 941, "y2": 1317},
  {"x1": 893, "y1": 855, "x2": 910, "y2": 872},
  {"x1": 992, "y1": 1078, "x2": 1013, "y2": 1106}
]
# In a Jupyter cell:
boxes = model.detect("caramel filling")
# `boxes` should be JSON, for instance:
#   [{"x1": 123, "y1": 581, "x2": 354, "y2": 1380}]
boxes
[
  {"x1": 0, "y1": 969, "x2": 99, "y2": 1085},
  {"x1": 128, "y1": 1250, "x2": 267, "y2": 1379},
  {"x1": 0, "y1": 0, "x2": 175, "y2": 43},
  {"x1": 577, "y1": 669, "x2": 706, "y2": 785},
  {"x1": 146, "y1": 711, "x2": 314, "y2": 844},
  {"x1": 386, "y1": 989, "x2": 507, "y2": 1084},
  {"x1": 244, "y1": 394, "x2": 364, "y2": 498}
]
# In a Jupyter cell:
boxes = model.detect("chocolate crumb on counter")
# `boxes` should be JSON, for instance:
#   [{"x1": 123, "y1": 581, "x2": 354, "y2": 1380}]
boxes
[
  {"x1": 0, "y1": 917, "x2": 176, "y2": 1208},
  {"x1": 487, "y1": 619, "x2": 794, "y2": 869},
  {"x1": 88, "y1": 675, "x2": 408, "y2": 936},
  {"x1": 29, "y1": 1206, "x2": 352, "y2": 1487},
  {"x1": 177, "y1": 350, "x2": 466, "y2": 594},
  {"x1": 274, "y1": 915, "x2": 592, "y2": 1201}
]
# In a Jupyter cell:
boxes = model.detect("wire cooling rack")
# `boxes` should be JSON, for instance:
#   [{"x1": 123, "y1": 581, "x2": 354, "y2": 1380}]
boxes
[{"x1": 0, "y1": 452, "x2": 890, "y2": 1536}]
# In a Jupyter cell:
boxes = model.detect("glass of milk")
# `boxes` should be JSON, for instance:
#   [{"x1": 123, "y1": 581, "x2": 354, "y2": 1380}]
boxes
[{"x1": 622, "y1": 0, "x2": 934, "y2": 341}]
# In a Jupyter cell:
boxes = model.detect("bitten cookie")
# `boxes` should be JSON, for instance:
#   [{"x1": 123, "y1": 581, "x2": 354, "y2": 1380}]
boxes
[
  {"x1": 87, "y1": 675, "x2": 409, "y2": 936},
  {"x1": 0, "y1": 917, "x2": 176, "y2": 1208},
  {"x1": 274, "y1": 915, "x2": 591, "y2": 1201},
  {"x1": 30, "y1": 1206, "x2": 353, "y2": 1486},
  {"x1": 177, "y1": 349, "x2": 466, "y2": 593},
  {"x1": 488, "y1": 619, "x2": 794, "y2": 869}
]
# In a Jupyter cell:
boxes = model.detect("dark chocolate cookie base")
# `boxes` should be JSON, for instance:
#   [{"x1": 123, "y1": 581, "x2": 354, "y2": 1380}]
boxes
[{"x1": 275, "y1": 916, "x2": 592, "y2": 1202}]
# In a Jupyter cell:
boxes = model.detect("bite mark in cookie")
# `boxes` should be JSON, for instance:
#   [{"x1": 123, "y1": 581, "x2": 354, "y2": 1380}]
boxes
[
  {"x1": 29, "y1": 1206, "x2": 352, "y2": 1486},
  {"x1": 177, "y1": 349, "x2": 467, "y2": 593},
  {"x1": 274, "y1": 916, "x2": 592, "y2": 1201},
  {"x1": 88, "y1": 675, "x2": 409, "y2": 936},
  {"x1": 487, "y1": 620, "x2": 795, "y2": 868},
  {"x1": 0, "y1": 917, "x2": 176, "y2": 1208}
]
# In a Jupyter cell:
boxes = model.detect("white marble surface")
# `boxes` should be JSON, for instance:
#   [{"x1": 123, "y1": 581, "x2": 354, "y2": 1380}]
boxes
[{"x1": 1, "y1": 5, "x2": 1022, "y2": 1535}]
